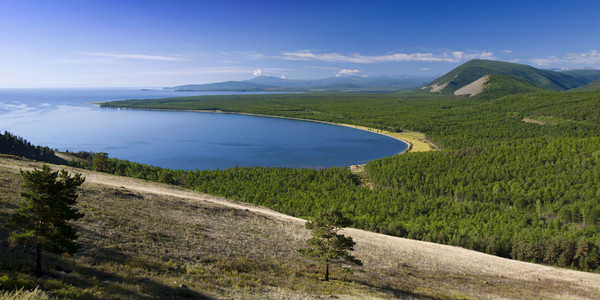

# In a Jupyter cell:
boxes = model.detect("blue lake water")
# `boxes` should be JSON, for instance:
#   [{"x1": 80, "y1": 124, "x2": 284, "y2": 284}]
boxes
[{"x1": 0, "y1": 88, "x2": 408, "y2": 170}]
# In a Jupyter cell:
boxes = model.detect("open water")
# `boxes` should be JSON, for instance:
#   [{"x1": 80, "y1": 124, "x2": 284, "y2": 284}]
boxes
[{"x1": 0, "y1": 88, "x2": 408, "y2": 170}]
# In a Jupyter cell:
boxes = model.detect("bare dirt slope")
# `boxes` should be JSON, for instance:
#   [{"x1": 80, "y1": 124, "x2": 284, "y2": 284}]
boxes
[
  {"x1": 2, "y1": 157, "x2": 599, "y2": 299},
  {"x1": 454, "y1": 75, "x2": 490, "y2": 96}
]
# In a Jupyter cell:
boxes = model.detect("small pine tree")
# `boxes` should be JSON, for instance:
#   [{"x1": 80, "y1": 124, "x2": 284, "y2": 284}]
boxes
[
  {"x1": 92, "y1": 152, "x2": 109, "y2": 172},
  {"x1": 298, "y1": 209, "x2": 362, "y2": 281},
  {"x1": 8, "y1": 165, "x2": 85, "y2": 276}
]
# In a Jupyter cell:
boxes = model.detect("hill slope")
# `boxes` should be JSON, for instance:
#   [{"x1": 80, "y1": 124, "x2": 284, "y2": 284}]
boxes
[
  {"x1": 1, "y1": 157, "x2": 599, "y2": 299},
  {"x1": 421, "y1": 59, "x2": 587, "y2": 93},
  {"x1": 561, "y1": 69, "x2": 600, "y2": 83},
  {"x1": 473, "y1": 74, "x2": 550, "y2": 98},
  {"x1": 568, "y1": 79, "x2": 600, "y2": 92}
]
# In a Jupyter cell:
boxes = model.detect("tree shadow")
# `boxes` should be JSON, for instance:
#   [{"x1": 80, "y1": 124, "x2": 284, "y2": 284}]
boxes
[
  {"x1": 0, "y1": 229, "x2": 212, "y2": 299},
  {"x1": 351, "y1": 277, "x2": 436, "y2": 299},
  {"x1": 66, "y1": 241, "x2": 213, "y2": 299}
]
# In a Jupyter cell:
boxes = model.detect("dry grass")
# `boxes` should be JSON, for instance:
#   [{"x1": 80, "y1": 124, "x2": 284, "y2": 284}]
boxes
[{"x1": 1, "y1": 156, "x2": 599, "y2": 299}]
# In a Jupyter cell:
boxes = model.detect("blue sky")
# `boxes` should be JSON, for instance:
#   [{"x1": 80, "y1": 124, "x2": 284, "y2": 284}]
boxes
[{"x1": 1, "y1": 0, "x2": 600, "y2": 87}]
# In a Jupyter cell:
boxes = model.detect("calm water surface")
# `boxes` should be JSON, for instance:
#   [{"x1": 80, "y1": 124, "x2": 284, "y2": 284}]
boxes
[{"x1": 0, "y1": 88, "x2": 408, "y2": 170}]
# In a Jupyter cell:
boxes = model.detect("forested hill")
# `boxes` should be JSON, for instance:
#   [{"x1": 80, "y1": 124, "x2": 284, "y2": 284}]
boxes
[
  {"x1": 568, "y1": 79, "x2": 600, "y2": 92},
  {"x1": 0, "y1": 131, "x2": 66, "y2": 164},
  {"x1": 561, "y1": 69, "x2": 600, "y2": 83},
  {"x1": 421, "y1": 59, "x2": 588, "y2": 93},
  {"x1": 96, "y1": 89, "x2": 600, "y2": 272}
]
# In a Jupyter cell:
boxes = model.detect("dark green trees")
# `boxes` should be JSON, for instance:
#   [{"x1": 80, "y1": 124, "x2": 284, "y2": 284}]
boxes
[
  {"x1": 92, "y1": 152, "x2": 109, "y2": 172},
  {"x1": 298, "y1": 209, "x2": 362, "y2": 281},
  {"x1": 8, "y1": 165, "x2": 85, "y2": 276}
]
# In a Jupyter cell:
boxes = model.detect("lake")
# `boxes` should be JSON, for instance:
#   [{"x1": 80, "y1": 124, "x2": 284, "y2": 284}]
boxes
[{"x1": 0, "y1": 88, "x2": 408, "y2": 170}]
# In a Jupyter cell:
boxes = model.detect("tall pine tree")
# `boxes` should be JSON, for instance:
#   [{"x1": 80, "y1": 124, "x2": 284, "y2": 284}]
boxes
[
  {"x1": 8, "y1": 165, "x2": 85, "y2": 276},
  {"x1": 298, "y1": 209, "x2": 362, "y2": 281}
]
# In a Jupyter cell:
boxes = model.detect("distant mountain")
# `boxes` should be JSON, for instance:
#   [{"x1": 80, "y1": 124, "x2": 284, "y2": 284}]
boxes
[
  {"x1": 560, "y1": 70, "x2": 600, "y2": 83},
  {"x1": 169, "y1": 75, "x2": 435, "y2": 92},
  {"x1": 421, "y1": 59, "x2": 588, "y2": 94},
  {"x1": 171, "y1": 81, "x2": 276, "y2": 92},
  {"x1": 567, "y1": 79, "x2": 600, "y2": 92}
]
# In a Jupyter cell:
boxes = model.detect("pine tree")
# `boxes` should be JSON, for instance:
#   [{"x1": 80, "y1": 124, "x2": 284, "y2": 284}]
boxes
[
  {"x1": 92, "y1": 152, "x2": 109, "y2": 172},
  {"x1": 298, "y1": 209, "x2": 362, "y2": 281},
  {"x1": 8, "y1": 165, "x2": 85, "y2": 276}
]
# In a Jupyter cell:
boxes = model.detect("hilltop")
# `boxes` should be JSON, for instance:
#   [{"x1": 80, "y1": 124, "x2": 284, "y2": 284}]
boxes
[
  {"x1": 1, "y1": 156, "x2": 599, "y2": 299},
  {"x1": 421, "y1": 59, "x2": 589, "y2": 95}
]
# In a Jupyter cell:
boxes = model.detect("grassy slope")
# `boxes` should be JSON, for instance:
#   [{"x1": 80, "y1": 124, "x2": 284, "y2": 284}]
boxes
[
  {"x1": 2, "y1": 157, "x2": 600, "y2": 299},
  {"x1": 423, "y1": 59, "x2": 586, "y2": 93},
  {"x1": 0, "y1": 157, "x2": 399, "y2": 299}
]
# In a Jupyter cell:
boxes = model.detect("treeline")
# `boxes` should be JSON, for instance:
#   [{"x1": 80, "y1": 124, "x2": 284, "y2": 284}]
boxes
[
  {"x1": 0, "y1": 131, "x2": 66, "y2": 164},
  {"x1": 19, "y1": 89, "x2": 600, "y2": 272}
]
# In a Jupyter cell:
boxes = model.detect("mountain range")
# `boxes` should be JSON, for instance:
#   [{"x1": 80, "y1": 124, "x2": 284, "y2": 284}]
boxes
[
  {"x1": 168, "y1": 75, "x2": 436, "y2": 92},
  {"x1": 166, "y1": 60, "x2": 600, "y2": 95}
]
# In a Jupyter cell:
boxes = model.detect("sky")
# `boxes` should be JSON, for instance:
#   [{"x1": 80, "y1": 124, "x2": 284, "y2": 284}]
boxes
[{"x1": 1, "y1": 0, "x2": 600, "y2": 87}]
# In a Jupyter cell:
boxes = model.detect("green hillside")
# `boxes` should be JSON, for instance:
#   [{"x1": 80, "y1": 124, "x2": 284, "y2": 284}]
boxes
[
  {"x1": 477, "y1": 75, "x2": 549, "y2": 99},
  {"x1": 568, "y1": 79, "x2": 600, "y2": 92},
  {"x1": 422, "y1": 59, "x2": 587, "y2": 93},
  {"x1": 561, "y1": 69, "x2": 600, "y2": 83}
]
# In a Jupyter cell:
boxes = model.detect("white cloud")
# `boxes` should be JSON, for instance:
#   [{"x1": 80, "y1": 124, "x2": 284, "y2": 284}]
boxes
[
  {"x1": 141, "y1": 67, "x2": 256, "y2": 76},
  {"x1": 530, "y1": 50, "x2": 600, "y2": 66},
  {"x1": 335, "y1": 69, "x2": 361, "y2": 77},
  {"x1": 140, "y1": 67, "x2": 289, "y2": 76},
  {"x1": 304, "y1": 65, "x2": 340, "y2": 70},
  {"x1": 221, "y1": 50, "x2": 266, "y2": 60},
  {"x1": 420, "y1": 67, "x2": 432, "y2": 71},
  {"x1": 503, "y1": 49, "x2": 514, "y2": 54},
  {"x1": 281, "y1": 50, "x2": 495, "y2": 64},
  {"x1": 78, "y1": 52, "x2": 186, "y2": 61}
]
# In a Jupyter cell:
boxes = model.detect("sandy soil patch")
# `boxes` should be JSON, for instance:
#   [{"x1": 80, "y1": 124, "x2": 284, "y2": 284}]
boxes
[
  {"x1": 426, "y1": 81, "x2": 449, "y2": 93},
  {"x1": 454, "y1": 75, "x2": 490, "y2": 97}
]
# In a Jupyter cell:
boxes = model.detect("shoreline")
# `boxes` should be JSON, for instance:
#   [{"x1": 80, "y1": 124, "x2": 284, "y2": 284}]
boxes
[{"x1": 98, "y1": 105, "x2": 437, "y2": 156}]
